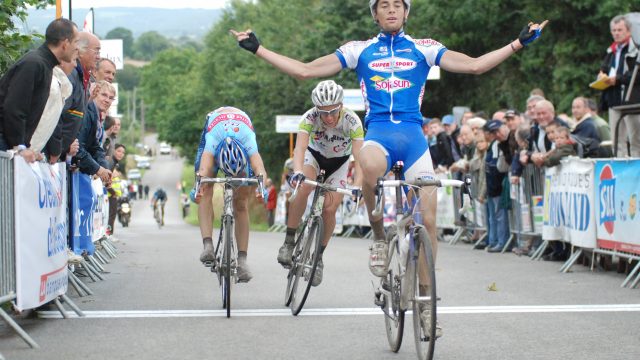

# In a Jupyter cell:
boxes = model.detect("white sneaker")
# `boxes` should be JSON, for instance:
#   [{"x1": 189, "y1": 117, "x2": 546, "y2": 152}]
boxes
[
  {"x1": 419, "y1": 307, "x2": 443, "y2": 340},
  {"x1": 369, "y1": 240, "x2": 388, "y2": 277},
  {"x1": 67, "y1": 249, "x2": 83, "y2": 264}
]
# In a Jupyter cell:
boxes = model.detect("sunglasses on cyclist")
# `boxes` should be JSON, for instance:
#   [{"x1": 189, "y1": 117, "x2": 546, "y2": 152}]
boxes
[{"x1": 317, "y1": 104, "x2": 342, "y2": 117}]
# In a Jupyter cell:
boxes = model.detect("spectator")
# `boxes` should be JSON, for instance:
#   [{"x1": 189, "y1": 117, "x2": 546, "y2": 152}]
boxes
[
  {"x1": 103, "y1": 116, "x2": 121, "y2": 158},
  {"x1": 0, "y1": 18, "x2": 78, "y2": 162},
  {"x1": 450, "y1": 124, "x2": 474, "y2": 173},
  {"x1": 469, "y1": 130, "x2": 488, "y2": 247},
  {"x1": 527, "y1": 100, "x2": 568, "y2": 167},
  {"x1": 29, "y1": 55, "x2": 76, "y2": 162},
  {"x1": 483, "y1": 120, "x2": 510, "y2": 253},
  {"x1": 461, "y1": 111, "x2": 475, "y2": 126},
  {"x1": 571, "y1": 96, "x2": 601, "y2": 142},
  {"x1": 599, "y1": 15, "x2": 640, "y2": 156},
  {"x1": 428, "y1": 118, "x2": 457, "y2": 171},
  {"x1": 74, "y1": 80, "x2": 114, "y2": 183},
  {"x1": 421, "y1": 117, "x2": 432, "y2": 140},
  {"x1": 543, "y1": 126, "x2": 577, "y2": 167},
  {"x1": 442, "y1": 114, "x2": 460, "y2": 148},
  {"x1": 265, "y1": 178, "x2": 277, "y2": 227},
  {"x1": 46, "y1": 31, "x2": 101, "y2": 162},
  {"x1": 107, "y1": 168, "x2": 124, "y2": 235},
  {"x1": 95, "y1": 58, "x2": 116, "y2": 83},
  {"x1": 138, "y1": 183, "x2": 143, "y2": 197},
  {"x1": 524, "y1": 94, "x2": 545, "y2": 122},
  {"x1": 502, "y1": 110, "x2": 523, "y2": 165},
  {"x1": 530, "y1": 88, "x2": 545, "y2": 98},
  {"x1": 467, "y1": 117, "x2": 487, "y2": 135},
  {"x1": 107, "y1": 143, "x2": 126, "y2": 171},
  {"x1": 586, "y1": 97, "x2": 612, "y2": 143},
  {"x1": 144, "y1": 184, "x2": 150, "y2": 200},
  {"x1": 492, "y1": 110, "x2": 507, "y2": 121}
]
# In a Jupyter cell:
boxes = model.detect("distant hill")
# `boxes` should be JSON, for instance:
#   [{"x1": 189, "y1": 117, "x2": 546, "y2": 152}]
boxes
[{"x1": 22, "y1": 7, "x2": 223, "y2": 39}]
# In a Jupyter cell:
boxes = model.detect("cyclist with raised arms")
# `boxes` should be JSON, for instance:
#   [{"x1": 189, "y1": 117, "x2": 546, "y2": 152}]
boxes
[
  {"x1": 277, "y1": 80, "x2": 364, "y2": 286},
  {"x1": 231, "y1": 0, "x2": 547, "y2": 335},
  {"x1": 151, "y1": 187, "x2": 167, "y2": 225},
  {"x1": 193, "y1": 106, "x2": 268, "y2": 283}
]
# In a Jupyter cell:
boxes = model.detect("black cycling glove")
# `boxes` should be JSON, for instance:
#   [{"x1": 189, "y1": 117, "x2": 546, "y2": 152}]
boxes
[
  {"x1": 518, "y1": 23, "x2": 542, "y2": 46},
  {"x1": 239, "y1": 32, "x2": 260, "y2": 54}
]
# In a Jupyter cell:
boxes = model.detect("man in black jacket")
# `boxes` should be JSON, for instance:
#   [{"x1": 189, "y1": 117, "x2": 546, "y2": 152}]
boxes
[
  {"x1": 0, "y1": 18, "x2": 78, "y2": 161},
  {"x1": 428, "y1": 118, "x2": 457, "y2": 170},
  {"x1": 600, "y1": 15, "x2": 640, "y2": 157},
  {"x1": 46, "y1": 31, "x2": 101, "y2": 162}
]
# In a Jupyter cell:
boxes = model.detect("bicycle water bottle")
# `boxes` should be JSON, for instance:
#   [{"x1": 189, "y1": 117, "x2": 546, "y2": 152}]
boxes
[{"x1": 399, "y1": 233, "x2": 410, "y2": 267}]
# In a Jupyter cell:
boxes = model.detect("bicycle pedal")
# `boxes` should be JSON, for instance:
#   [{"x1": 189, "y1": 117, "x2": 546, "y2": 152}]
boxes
[
  {"x1": 374, "y1": 293, "x2": 386, "y2": 307},
  {"x1": 203, "y1": 261, "x2": 214, "y2": 268}
]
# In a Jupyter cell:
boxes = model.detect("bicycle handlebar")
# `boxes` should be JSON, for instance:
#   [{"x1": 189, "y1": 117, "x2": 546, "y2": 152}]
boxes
[
  {"x1": 289, "y1": 178, "x2": 358, "y2": 203},
  {"x1": 371, "y1": 177, "x2": 468, "y2": 217}
]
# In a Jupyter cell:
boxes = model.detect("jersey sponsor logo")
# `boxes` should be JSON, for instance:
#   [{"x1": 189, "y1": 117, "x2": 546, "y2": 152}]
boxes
[
  {"x1": 370, "y1": 75, "x2": 413, "y2": 93},
  {"x1": 368, "y1": 57, "x2": 417, "y2": 73},
  {"x1": 207, "y1": 113, "x2": 253, "y2": 132},
  {"x1": 414, "y1": 39, "x2": 443, "y2": 47}
]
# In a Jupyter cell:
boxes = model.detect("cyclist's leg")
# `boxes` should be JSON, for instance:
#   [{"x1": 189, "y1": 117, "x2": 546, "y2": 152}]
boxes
[
  {"x1": 161, "y1": 200, "x2": 166, "y2": 225},
  {"x1": 359, "y1": 143, "x2": 389, "y2": 240},
  {"x1": 198, "y1": 152, "x2": 216, "y2": 262},
  {"x1": 233, "y1": 185, "x2": 253, "y2": 281},
  {"x1": 278, "y1": 154, "x2": 318, "y2": 266}
]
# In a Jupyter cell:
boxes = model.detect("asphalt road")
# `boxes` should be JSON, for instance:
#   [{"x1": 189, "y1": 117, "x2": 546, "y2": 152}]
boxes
[{"x1": 1, "y1": 152, "x2": 639, "y2": 360}]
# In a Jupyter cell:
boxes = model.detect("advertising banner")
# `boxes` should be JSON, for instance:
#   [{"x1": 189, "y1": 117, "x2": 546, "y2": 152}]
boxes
[
  {"x1": 542, "y1": 160, "x2": 596, "y2": 248},
  {"x1": 72, "y1": 173, "x2": 96, "y2": 255},
  {"x1": 436, "y1": 174, "x2": 456, "y2": 229},
  {"x1": 342, "y1": 196, "x2": 371, "y2": 227},
  {"x1": 91, "y1": 178, "x2": 108, "y2": 241},
  {"x1": 14, "y1": 158, "x2": 68, "y2": 310},
  {"x1": 595, "y1": 160, "x2": 640, "y2": 254}
]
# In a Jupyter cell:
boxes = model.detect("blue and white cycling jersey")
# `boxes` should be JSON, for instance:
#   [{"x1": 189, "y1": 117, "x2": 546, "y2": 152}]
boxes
[
  {"x1": 335, "y1": 30, "x2": 447, "y2": 127},
  {"x1": 194, "y1": 106, "x2": 258, "y2": 173}
]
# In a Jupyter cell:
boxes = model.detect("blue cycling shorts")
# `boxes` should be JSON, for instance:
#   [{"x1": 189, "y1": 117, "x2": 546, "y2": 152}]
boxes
[{"x1": 363, "y1": 121, "x2": 435, "y2": 181}]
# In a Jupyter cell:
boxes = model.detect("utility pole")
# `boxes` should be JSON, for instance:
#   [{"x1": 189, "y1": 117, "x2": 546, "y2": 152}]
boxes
[{"x1": 140, "y1": 99, "x2": 145, "y2": 147}]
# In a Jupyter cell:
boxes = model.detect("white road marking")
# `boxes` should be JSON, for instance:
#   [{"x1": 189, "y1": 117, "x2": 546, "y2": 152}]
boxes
[{"x1": 37, "y1": 304, "x2": 640, "y2": 319}]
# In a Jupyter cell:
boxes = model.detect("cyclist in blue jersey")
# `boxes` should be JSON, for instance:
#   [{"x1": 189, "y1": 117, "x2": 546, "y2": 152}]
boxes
[
  {"x1": 151, "y1": 187, "x2": 168, "y2": 225},
  {"x1": 231, "y1": 0, "x2": 546, "y2": 333},
  {"x1": 193, "y1": 106, "x2": 268, "y2": 283}
]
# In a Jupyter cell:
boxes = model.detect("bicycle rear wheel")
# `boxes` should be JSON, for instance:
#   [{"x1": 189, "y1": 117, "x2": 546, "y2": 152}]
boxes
[
  {"x1": 222, "y1": 216, "x2": 233, "y2": 318},
  {"x1": 382, "y1": 225, "x2": 405, "y2": 352},
  {"x1": 284, "y1": 222, "x2": 307, "y2": 307},
  {"x1": 412, "y1": 226, "x2": 437, "y2": 360},
  {"x1": 290, "y1": 217, "x2": 323, "y2": 316}
]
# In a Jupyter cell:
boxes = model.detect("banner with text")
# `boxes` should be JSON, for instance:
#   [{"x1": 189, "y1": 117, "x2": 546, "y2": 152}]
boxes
[
  {"x1": 542, "y1": 160, "x2": 596, "y2": 248},
  {"x1": 595, "y1": 160, "x2": 640, "y2": 254},
  {"x1": 14, "y1": 158, "x2": 68, "y2": 311}
]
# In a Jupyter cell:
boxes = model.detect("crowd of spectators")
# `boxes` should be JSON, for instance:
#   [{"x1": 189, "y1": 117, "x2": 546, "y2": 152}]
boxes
[{"x1": 0, "y1": 19, "x2": 137, "y2": 244}]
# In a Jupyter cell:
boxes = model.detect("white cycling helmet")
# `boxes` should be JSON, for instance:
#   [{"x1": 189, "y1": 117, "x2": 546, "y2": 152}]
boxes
[
  {"x1": 311, "y1": 80, "x2": 344, "y2": 107},
  {"x1": 216, "y1": 137, "x2": 248, "y2": 177},
  {"x1": 369, "y1": 0, "x2": 411, "y2": 18}
]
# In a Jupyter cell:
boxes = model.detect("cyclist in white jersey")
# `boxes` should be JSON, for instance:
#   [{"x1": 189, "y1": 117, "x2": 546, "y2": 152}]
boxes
[
  {"x1": 277, "y1": 80, "x2": 364, "y2": 286},
  {"x1": 231, "y1": 0, "x2": 546, "y2": 335}
]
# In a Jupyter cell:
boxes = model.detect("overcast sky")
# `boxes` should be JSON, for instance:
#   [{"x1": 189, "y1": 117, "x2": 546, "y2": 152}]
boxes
[{"x1": 56, "y1": 0, "x2": 230, "y2": 9}]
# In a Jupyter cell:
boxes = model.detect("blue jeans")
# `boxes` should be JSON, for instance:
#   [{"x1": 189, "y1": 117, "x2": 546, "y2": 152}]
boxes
[{"x1": 486, "y1": 196, "x2": 509, "y2": 248}]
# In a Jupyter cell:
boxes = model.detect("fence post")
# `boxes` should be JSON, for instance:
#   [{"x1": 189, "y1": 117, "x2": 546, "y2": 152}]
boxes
[{"x1": 0, "y1": 151, "x2": 39, "y2": 349}]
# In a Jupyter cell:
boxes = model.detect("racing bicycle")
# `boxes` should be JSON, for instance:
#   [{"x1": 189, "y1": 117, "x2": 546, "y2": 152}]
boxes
[
  {"x1": 372, "y1": 162, "x2": 469, "y2": 360},
  {"x1": 283, "y1": 170, "x2": 359, "y2": 315},
  {"x1": 197, "y1": 174, "x2": 264, "y2": 318}
]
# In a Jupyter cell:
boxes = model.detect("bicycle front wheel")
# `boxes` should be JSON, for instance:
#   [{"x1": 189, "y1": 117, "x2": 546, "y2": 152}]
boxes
[
  {"x1": 222, "y1": 216, "x2": 233, "y2": 318},
  {"x1": 412, "y1": 226, "x2": 437, "y2": 360},
  {"x1": 284, "y1": 222, "x2": 307, "y2": 307},
  {"x1": 382, "y1": 225, "x2": 405, "y2": 352},
  {"x1": 290, "y1": 217, "x2": 323, "y2": 316}
]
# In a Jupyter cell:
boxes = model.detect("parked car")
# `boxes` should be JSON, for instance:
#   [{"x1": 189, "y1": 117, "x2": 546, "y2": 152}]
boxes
[
  {"x1": 159, "y1": 143, "x2": 171, "y2": 155},
  {"x1": 128, "y1": 168, "x2": 141, "y2": 180}
]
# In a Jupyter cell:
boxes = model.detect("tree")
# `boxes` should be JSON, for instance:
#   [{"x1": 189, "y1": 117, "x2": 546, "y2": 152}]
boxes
[
  {"x1": 116, "y1": 64, "x2": 142, "y2": 91},
  {"x1": 132, "y1": 31, "x2": 172, "y2": 61},
  {"x1": 0, "y1": 0, "x2": 54, "y2": 74},
  {"x1": 105, "y1": 27, "x2": 134, "y2": 58}
]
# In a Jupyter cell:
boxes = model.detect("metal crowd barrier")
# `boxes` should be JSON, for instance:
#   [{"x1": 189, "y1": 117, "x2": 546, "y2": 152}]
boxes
[
  {"x1": 506, "y1": 165, "x2": 545, "y2": 255},
  {"x1": 0, "y1": 151, "x2": 39, "y2": 349}
]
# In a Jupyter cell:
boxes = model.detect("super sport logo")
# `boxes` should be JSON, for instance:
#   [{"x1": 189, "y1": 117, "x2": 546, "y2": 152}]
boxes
[{"x1": 367, "y1": 57, "x2": 416, "y2": 73}]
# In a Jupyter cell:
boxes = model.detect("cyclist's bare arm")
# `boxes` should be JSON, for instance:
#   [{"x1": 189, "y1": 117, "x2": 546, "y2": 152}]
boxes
[
  {"x1": 439, "y1": 20, "x2": 547, "y2": 75},
  {"x1": 351, "y1": 139, "x2": 364, "y2": 188},
  {"x1": 249, "y1": 152, "x2": 267, "y2": 181},
  {"x1": 293, "y1": 132, "x2": 310, "y2": 173},
  {"x1": 230, "y1": 29, "x2": 342, "y2": 80}
]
